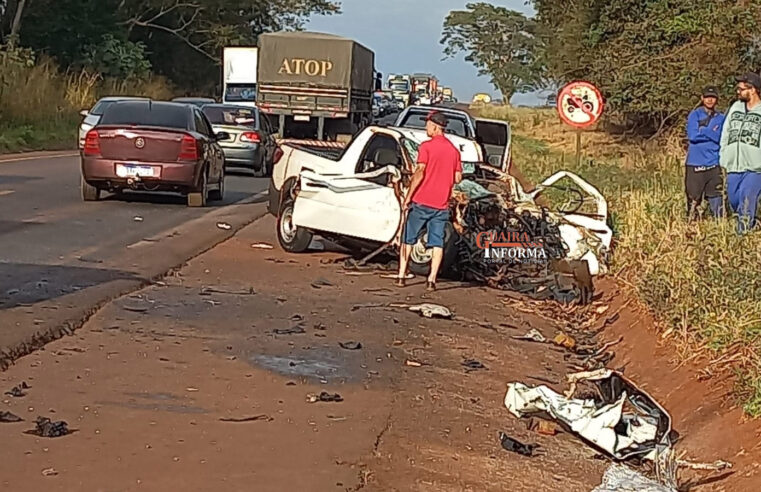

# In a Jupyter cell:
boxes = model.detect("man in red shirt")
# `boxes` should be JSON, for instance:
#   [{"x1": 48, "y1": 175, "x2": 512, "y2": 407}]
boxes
[{"x1": 397, "y1": 111, "x2": 463, "y2": 291}]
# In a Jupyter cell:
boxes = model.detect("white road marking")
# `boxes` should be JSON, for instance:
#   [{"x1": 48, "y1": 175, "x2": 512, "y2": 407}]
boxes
[
  {"x1": 0, "y1": 190, "x2": 15, "y2": 196},
  {"x1": 0, "y1": 152, "x2": 79, "y2": 164}
]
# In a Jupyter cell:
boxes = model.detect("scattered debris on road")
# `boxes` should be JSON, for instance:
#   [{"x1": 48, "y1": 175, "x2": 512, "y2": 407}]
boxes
[
  {"x1": 199, "y1": 286, "x2": 256, "y2": 296},
  {"x1": 219, "y1": 414, "x2": 273, "y2": 423},
  {"x1": 405, "y1": 359, "x2": 423, "y2": 367},
  {"x1": 505, "y1": 369, "x2": 673, "y2": 462},
  {"x1": 306, "y1": 392, "x2": 343, "y2": 403},
  {"x1": 338, "y1": 341, "x2": 362, "y2": 350},
  {"x1": 407, "y1": 303, "x2": 453, "y2": 319},
  {"x1": 528, "y1": 417, "x2": 558, "y2": 436},
  {"x1": 0, "y1": 411, "x2": 23, "y2": 423},
  {"x1": 216, "y1": 222, "x2": 232, "y2": 230},
  {"x1": 512, "y1": 329, "x2": 547, "y2": 343},
  {"x1": 133, "y1": 216, "x2": 144, "y2": 222},
  {"x1": 251, "y1": 242, "x2": 274, "y2": 249},
  {"x1": 553, "y1": 332, "x2": 577, "y2": 350},
  {"x1": 591, "y1": 464, "x2": 675, "y2": 492},
  {"x1": 5, "y1": 381, "x2": 30, "y2": 397},
  {"x1": 41, "y1": 467, "x2": 59, "y2": 477},
  {"x1": 274, "y1": 325, "x2": 306, "y2": 335},
  {"x1": 29, "y1": 416, "x2": 70, "y2": 438},
  {"x1": 498, "y1": 431, "x2": 541, "y2": 457},
  {"x1": 311, "y1": 277, "x2": 335, "y2": 289},
  {"x1": 462, "y1": 359, "x2": 488, "y2": 372}
]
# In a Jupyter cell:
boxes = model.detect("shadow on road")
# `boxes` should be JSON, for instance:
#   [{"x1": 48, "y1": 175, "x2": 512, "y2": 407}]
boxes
[
  {"x1": 101, "y1": 189, "x2": 251, "y2": 207},
  {"x1": 0, "y1": 262, "x2": 139, "y2": 310}
]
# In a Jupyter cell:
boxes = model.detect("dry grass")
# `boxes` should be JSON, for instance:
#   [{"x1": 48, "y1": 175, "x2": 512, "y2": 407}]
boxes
[
  {"x1": 482, "y1": 105, "x2": 761, "y2": 416},
  {"x1": 0, "y1": 51, "x2": 174, "y2": 153}
]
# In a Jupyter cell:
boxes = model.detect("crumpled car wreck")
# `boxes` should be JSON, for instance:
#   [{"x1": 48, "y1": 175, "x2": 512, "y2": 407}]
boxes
[{"x1": 269, "y1": 123, "x2": 612, "y2": 304}]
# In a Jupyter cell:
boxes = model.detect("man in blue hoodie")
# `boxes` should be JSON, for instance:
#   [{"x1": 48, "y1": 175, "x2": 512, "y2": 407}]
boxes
[
  {"x1": 720, "y1": 72, "x2": 761, "y2": 234},
  {"x1": 685, "y1": 86, "x2": 725, "y2": 220}
]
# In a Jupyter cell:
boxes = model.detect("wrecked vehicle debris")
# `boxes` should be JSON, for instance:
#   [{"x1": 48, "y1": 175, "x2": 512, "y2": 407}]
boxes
[
  {"x1": 29, "y1": 416, "x2": 70, "y2": 438},
  {"x1": 271, "y1": 124, "x2": 611, "y2": 305},
  {"x1": 219, "y1": 414, "x2": 273, "y2": 423},
  {"x1": 504, "y1": 369, "x2": 673, "y2": 462},
  {"x1": 306, "y1": 392, "x2": 343, "y2": 403},
  {"x1": 591, "y1": 464, "x2": 675, "y2": 492},
  {"x1": 407, "y1": 303, "x2": 453, "y2": 319},
  {"x1": 462, "y1": 359, "x2": 488, "y2": 372},
  {"x1": 0, "y1": 411, "x2": 23, "y2": 423},
  {"x1": 5, "y1": 381, "x2": 30, "y2": 397},
  {"x1": 512, "y1": 329, "x2": 547, "y2": 343},
  {"x1": 498, "y1": 431, "x2": 541, "y2": 457},
  {"x1": 338, "y1": 341, "x2": 362, "y2": 350}
]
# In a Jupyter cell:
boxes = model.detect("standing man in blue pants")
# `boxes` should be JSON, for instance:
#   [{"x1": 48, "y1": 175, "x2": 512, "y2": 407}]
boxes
[
  {"x1": 686, "y1": 86, "x2": 725, "y2": 220},
  {"x1": 720, "y1": 72, "x2": 761, "y2": 234}
]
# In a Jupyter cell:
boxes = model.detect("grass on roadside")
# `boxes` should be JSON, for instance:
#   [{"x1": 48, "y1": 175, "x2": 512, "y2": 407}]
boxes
[
  {"x1": 480, "y1": 105, "x2": 761, "y2": 416},
  {"x1": 0, "y1": 46, "x2": 174, "y2": 153}
]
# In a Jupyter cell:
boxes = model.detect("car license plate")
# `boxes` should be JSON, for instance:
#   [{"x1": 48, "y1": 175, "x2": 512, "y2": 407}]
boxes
[{"x1": 116, "y1": 164, "x2": 158, "y2": 178}]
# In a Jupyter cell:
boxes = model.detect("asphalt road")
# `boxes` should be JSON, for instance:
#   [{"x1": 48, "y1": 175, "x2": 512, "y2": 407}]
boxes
[{"x1": 0, "y1": 152, "x2": 270, "y2": 365}]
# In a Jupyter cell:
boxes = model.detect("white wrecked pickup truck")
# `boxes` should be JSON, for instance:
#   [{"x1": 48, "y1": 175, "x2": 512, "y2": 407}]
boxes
[{"x1": 266, "y1": 122, "x2": 612, "y2": 300}]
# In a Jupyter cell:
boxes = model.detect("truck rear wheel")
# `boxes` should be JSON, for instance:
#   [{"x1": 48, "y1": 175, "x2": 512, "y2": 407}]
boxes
[
  {"x1": 408, "y1": 223, "x2": 459, "y2": 277},
  {"x1": 277, "y1": 199, "x2": 313, "y2": 253}
]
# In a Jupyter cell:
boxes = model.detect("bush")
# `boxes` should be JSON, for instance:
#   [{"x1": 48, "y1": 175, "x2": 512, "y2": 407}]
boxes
[{"x1": 0, "y1": 44, "x2": 173, "y2": 153}]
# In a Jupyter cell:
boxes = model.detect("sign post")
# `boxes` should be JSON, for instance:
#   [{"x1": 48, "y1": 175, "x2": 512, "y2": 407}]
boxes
[{"x1": 556, "y1": 81, "x2": 604, "y2": 167}]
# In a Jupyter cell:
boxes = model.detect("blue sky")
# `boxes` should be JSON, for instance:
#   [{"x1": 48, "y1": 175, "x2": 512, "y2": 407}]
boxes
[{"x1": 307, "y1": 0, "x2": 544, "y2": 105}]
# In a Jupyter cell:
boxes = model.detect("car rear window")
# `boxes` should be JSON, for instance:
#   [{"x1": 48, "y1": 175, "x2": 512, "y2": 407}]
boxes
[
  {"x1": 399, "y1": 111, "x2": 469, "y2": 138},
  {"x1": 100, "y1": 102, "x2": 190, "y2": 129},
  {"x1": 202, "y1": 106, "x2": 258, "y2": 127}
]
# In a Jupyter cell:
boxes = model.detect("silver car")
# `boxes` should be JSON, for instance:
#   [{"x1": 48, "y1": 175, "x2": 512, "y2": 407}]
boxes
[
  {"x1": 78, "y1": 96, "x2": 149, "y2": 149},
  {"x1": 201, "y1": 104, "x2": 278, "y2": 177}
]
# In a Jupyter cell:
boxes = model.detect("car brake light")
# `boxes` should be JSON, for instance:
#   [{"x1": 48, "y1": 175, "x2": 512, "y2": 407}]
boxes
[
  {"x1": 178, "y1": 135, "x2": 199, "y2": 160},
  {"x1": 83, "y1": 130, "x2": 101, "y2": 156},
  {"x1": 240, "y1": 131, "x2": 261, "y2": 143}
]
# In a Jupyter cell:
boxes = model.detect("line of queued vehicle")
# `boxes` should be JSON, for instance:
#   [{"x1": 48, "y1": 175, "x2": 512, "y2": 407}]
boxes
[{"x1": 77, "y1": 97, "x2": 279, "y2": 207}]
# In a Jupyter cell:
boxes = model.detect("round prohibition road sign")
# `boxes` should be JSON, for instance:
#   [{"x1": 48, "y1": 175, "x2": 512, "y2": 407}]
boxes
[{"x1": 557, "y1": 81, "x2": 604, "y2": 128}]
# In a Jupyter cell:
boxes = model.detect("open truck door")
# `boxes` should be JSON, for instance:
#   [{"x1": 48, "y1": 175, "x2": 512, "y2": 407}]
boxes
[
  {"x1": 291, "y1": 167, "x2": 402, "y2": 244},
  {"x1": 475, "y1": 119, "x2": 512, "y2": 173}
]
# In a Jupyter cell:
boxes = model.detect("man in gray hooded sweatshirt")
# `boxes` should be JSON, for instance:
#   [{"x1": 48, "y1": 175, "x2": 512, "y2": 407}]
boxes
[{"x1": 720, "y1": 72, "x2": 761, "y2": 234}]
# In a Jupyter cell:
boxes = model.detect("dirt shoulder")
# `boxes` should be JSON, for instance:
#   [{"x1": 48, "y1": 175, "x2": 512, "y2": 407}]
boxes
[{"x1": 0, "y1": 215, "x2": 755, "y2": 491}]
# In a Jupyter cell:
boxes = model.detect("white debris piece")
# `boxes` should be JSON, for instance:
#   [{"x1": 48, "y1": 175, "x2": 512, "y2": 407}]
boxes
[
  {"x1": 504, "y1": 370, "x2": 672, "y2": 462},
  {"x1": 511, "y1": 328, "x2": 547, "y2": 343},
  {"x1": 591, "y1": 464, "x2": 675, "y2": 492},
  {"x1": 408, "y1": 303, "x2": 453, "y2": 319}
]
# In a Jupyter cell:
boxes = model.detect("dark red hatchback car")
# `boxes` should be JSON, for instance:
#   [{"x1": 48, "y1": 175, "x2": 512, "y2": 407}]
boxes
[{"x1": 80, "y1": 100, "x2": 229, "y2": 207}]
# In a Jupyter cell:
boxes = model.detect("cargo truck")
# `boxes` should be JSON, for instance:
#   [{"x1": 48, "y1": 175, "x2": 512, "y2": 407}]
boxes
[
  {"x1": 387, "y1": 74, "x2": 412, "y2": 106},
  {"x1": 222, "y1": 47, "x2": 259, "y2": 107},
  {"x1": 256, "y1": 31, "x2": 381, "y2": 141},
  {"x1": 410, "y1": 73, "x2": 438, "y2": 105}
]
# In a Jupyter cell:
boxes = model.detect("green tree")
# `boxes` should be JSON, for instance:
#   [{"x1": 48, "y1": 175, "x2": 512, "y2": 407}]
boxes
[
  {"x1": 441, "y1": 2, "x2": 544, "y2": 102},
  {"x1": 532, "y1": 0, "x2": 761, "y2": 133},
  {"x1": 82, "y1": 34, "x2": 152, "y2": 80}
]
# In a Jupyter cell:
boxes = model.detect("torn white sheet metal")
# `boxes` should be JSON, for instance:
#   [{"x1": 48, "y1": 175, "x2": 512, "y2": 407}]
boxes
[
  {"x1": 591, "y1": 464, "x2": 675, "y2": 492},
  {"x1": 408, "y1": 303, "x2": 453, "y2": 319},
  {"x1": 504, "y1": 370, "x2": 673, "y2": 462}
]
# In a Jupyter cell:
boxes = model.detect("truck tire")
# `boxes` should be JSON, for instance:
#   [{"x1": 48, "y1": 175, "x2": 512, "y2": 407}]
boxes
[
  {"x1": 277, "y1": 199, "x2": 313, "y2": 253},
  {"x1": 408, "y1": 223, "x2": 459, "y2": 277}
]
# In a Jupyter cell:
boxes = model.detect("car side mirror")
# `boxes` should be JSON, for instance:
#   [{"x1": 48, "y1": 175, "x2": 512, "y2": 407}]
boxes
[
  {"x1": 215, "y1": 131, "x2": 231, "y2": 141},
  {"x1": 80, "y1": 110, "x2": 89, "y2": 117}
]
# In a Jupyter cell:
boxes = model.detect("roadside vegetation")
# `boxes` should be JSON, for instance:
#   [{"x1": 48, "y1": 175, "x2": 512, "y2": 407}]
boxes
[
  {"x1": 0, "y1": 0, "x2": 340, "y2": 153},
  {"x1": 480, "y1": 105, "x2": 761, "y2": 415}
]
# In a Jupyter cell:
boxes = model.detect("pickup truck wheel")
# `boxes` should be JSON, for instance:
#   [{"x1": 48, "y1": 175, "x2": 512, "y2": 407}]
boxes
[
  {"x1": 81, "y1": 176, "x2": 101, "y2": 201},
  {"x1": 408, "y1": 223, "x2": 458, "y2": 277},
  {"x1": 277, "y1": 199, "x2": 313, "y2": 253}
]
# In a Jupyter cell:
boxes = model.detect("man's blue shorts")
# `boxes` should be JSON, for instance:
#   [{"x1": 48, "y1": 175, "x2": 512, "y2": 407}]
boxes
[{"x1": 403, "y1": 203, "x2": 450, "y2": 248}]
